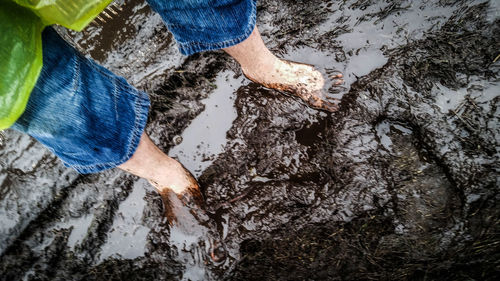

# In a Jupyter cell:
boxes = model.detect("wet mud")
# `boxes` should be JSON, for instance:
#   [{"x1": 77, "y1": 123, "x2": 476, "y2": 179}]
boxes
[{"x1": 1, "y1": 0, "x2": 499, "y2": 280}]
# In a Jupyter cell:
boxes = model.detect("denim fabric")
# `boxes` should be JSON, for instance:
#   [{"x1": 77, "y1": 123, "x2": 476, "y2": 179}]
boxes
[
  {"x1": 12, "y1": 27, "x2": 150, "y2": 174},
  {"x1": 11, "y1": 0, "x2": 256, "y2": 174},
  {"x1": 146, "y1": 0, "x2": 257, "y2": 55}
]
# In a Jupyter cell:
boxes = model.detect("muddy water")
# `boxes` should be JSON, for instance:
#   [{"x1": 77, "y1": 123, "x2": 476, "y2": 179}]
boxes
[
  {"x1": 168, "y1": 71, "x2": 246, "y2": 178},
  {"x1": 1, "y1": 0, "x2": 499, "y2": 280}
]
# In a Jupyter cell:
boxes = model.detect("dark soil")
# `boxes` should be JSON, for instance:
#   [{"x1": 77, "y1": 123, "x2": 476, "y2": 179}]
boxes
[{"x1": 1, "y1": 0, "x2": 498, "y2": 280}]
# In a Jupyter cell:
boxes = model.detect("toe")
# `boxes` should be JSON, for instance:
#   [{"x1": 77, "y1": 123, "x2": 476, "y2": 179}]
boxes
[
  {"x1": 210, "y1": 244, "x2": 227, "y2": 263},
  {"x1": 326, "y1": 95, "x2": 340, "y2": 102},
  {"x1": 329, "y1": 74, "x2": 343, "y2": 81},
  {"x1": 321, "y1": 100, "x2": 339, "y2": 112},
  {"x1": 326, "y1": 69, "x2": 343, "y2": 76},
  {"x1": 328, "y1": 85, "x2": 347, "y2": 93},
  {"x1": 307, "y1": 94, "x2": 339, "y2": 112}
]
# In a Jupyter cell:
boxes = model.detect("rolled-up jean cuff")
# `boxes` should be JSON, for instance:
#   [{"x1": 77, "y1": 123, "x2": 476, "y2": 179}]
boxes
[
  {"x1": 176, "y1": 3, "x2": 257, "y2": 55},
  {"x1": 12, "y1": 27, "x2": 150, "y2": 174},
  {"x1": 70, "y1": 93, "x2": 149, "y2": 174},
  {"x1": 147, "y1": 0, "x2": 257, "y2": 55},
  {"x1": 178, "y1": 15, "x2": 256, "y2": 55}
]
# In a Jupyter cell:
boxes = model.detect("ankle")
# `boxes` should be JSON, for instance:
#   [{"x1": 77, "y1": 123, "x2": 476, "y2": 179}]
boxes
[{"x1": 151, "y1": 161, "x2": 199, "y2": 195}]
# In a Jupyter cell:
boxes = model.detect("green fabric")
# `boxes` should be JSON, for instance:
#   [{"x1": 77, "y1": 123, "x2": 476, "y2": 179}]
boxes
[
  {"x1": 0, "y1": 0, "x2": 112, "y2": 129},
  {"x1": 13, "y1": 0, "x2": 113, "y2": 31},
  {"x1": 0, "y1": 1, "x2": 43, "y2": 129}
]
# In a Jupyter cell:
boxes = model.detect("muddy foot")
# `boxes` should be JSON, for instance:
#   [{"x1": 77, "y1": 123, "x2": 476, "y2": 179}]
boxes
[
  {"x1": 243, "y1": 59, "x2": 344, "y2": 112},
  {"x1": 177, "y1": 189, "x2": 227, "y2": 264},
  {"x1": 161, "y1": 189, "x2": 227, "y2": 265}
]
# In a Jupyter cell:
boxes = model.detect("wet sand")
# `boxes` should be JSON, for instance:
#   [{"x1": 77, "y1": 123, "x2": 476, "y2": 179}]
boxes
[{"x1": 1, "y1": 0, "x2": 499, "y2": 280}]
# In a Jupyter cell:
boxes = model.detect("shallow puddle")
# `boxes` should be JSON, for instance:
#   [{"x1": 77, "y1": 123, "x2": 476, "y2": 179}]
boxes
[{"x1": 168, "y1": 71, "x2": 246, "y2": 177}]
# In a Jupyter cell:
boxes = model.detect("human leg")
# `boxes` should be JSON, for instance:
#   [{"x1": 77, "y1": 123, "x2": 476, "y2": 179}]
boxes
[
  {"x1": 12, "y1": 27, "x2": 150, "y2": 174},
  {"x1": 118, "y1": 133, "x2": 204, "y2": 222},
  {"x1": 11, "y1": 27, "x2": 200, "y2": 221},
  {"x1": 147, "y1": 0, "x2": 343, "y2": 111},
  {"x1": 117, "y1": 133, "x2": 227, "y2": 262},
  {"x1": 12, "y1": 26, "x2": 224, "y2": 261},
  {"x1": 118, "y1": 133, "x2": 197, "y2": 195}
]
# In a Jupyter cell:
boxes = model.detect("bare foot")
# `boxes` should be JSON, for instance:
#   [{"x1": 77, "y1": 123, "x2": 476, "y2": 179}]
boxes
[
  {"x1": 224, "y1": 26, "x2": 344, "y2": 112},
  {"x1": 152, "y1": 170, "x2": 227, "y2": 264},
  {"x1": 242, "y1": 58, "x2": 344, "y2": 112},
  {"x1": 147, "y1": 164, "x2": 203, "y2": 222},
  {"x1": 117, "y1": 134, "x2": 226, "y2": 263}
]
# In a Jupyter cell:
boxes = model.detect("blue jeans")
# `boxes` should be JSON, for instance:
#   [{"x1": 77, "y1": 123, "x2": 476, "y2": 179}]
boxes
[
  {"x1": 148, "y1": 0, "x2": 257, "y2": 55},
  {"x1": 12, "y1": 0, "x2": 257, "y2": 173}
]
